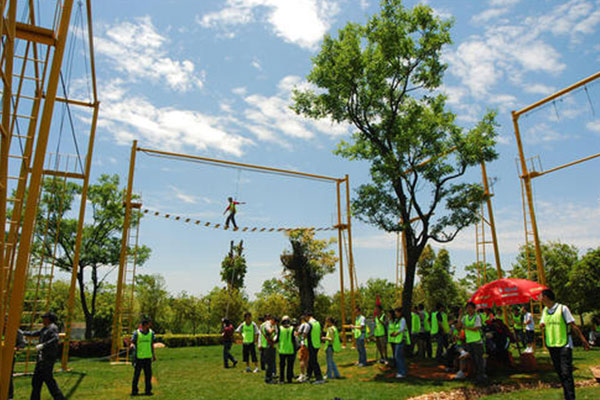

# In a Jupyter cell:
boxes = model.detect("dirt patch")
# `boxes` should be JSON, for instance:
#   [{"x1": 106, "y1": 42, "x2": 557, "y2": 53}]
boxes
[{"x1": 407, "y1": 379, "x2": 598, "y2": 400}]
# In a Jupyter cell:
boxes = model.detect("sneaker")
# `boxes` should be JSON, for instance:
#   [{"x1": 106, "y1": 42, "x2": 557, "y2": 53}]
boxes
[
  {"x1": 246, "y1": 367, "x2": 251, "y2": 373},
  {"x1": 459, "y1": 350, "x2": 469, "y2": 360},
  {"x1": 297, "y1": 375, "x2": 308, "y2": 383},
  {"x1": 395, "y1": 373, "x2": 406, "y2": 379},
  {"x1": 233, "y1": 360, "x2": 238, "y2": 367},
  {"x1": 454, "y1": 370, "x2": 466, "y2": 380},
  {"x1": 253, "y1": 367, "x2": 259, "y2": 373},
  {"x1": 312, "y1": 380, "x2": 326, "y2": 384},
  {"x1": 357, "y1": 363, "x2": 366, "y2": 367}
]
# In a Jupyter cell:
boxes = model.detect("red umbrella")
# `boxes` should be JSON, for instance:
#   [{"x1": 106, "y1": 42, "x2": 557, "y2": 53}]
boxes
[{"x1": 470, "y1": 278, "x2": 547, "y2": 308}]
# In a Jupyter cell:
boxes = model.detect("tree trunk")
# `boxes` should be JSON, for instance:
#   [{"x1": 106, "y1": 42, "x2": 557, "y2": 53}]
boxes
[
  {"x1": 77, "y1": 268, "x2": 93, "y2": 339},
  {"x1": 580, "y1": 314, "x2": 585, "y2": 327},
  {"x1": 402, "y1": 257, "x2": 417, "y2": 332}
]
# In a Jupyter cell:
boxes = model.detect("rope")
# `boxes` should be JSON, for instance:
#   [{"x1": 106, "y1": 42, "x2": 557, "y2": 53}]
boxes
[
  {"x1": 233, "y1": 169, "x2": 242, "y2": 201},
  {"x1": 141, "y1": 208, "x2": 336, "y2": 233}
]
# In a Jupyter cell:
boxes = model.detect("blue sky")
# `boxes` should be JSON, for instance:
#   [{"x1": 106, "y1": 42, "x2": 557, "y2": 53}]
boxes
[{"x1": 53, "y1": 0, "x2": 600, "y2": 298}]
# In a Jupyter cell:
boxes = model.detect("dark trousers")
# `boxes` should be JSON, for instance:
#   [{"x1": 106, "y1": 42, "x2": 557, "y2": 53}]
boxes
[
  {"x1": 223, "y1": 342, "x2": 236, "y2": 367},
  {"x1": 389, "y1": 343, "x2": 397, "y2": 366},
  {"x1": 465, "y1": 342, "x2": 486, "y2": 384},
  {"x1": 264, "y1": 347, "x2": 276, "y2": 382},
  {"x1": 259, "y1": 347, "x2": 266, "y2": 369},
  {"x1": 225, "y1": 213, "x2": 237, "y2": 228},
  {"x1": 306, "y1": 346, "x2": 323, "y2": 380},
  {"x1": 435, "y1": 333, "x2": 448, "y2": 360},
  {"x1": 132, "y1": 358, "x2": 152, "y2": 395},
  {"x1": 424, "y1": 332, "x2": 432, "y2": 358},
  {"x1": 279, "y1": 354, "x2": 294, "y2": 383},
  {"x1": 548, "y1": 346, "x2": 575, "y2": 400},
  {"x1": 30, "y1": 360, "x2": 65, "y2": 400}
]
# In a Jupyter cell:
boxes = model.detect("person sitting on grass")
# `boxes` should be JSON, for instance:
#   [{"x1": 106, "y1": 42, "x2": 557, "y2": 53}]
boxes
[
  {"x1": 390, "y1": 307, "x2": 409, "y2": 379},
  {"x1": 130, "y1": 317, "x2": 156, "y2": 397},
  {"x1": 235, "y1": 312, "x2": 259, "y2": 373},
  {"x1": 323, "y1": 316, "x2": 342, "y2": 380}
]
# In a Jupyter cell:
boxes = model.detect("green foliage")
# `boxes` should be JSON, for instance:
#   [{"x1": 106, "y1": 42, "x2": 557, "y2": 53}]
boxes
[
  {"x1": 358, "y1": 278, "x2": 399, "y2": 312},
  {"x1": 417, "y1": 246, "x2": 466, "y2": 310},
  {"x1": 205, "y1": 286, "x2": 249, "y2": 332},
  {"x1": 220, "y1": 240, "x2": 247, "y2": 291},
  {"x1": 280, "y1": 229, "x2": 337, "y2": 313},
  {"x1": 135, "y1": 274, "x2": 171, "y2": 333},
  {"x1": 155, "y1": 334, "x2": 222, "y2": 348},
  {"x1": 459, "y1": 262, "x2": 500, "y2": 292},
  {"x1": 169, "y1": 291, "x2": 206, "y2": 334},
  {"x1": 568, "y1": 247, "x2": 600, "y2": 314},
  {"x1": 291, "y1": 0, "x2": 499, "y2": 323}
]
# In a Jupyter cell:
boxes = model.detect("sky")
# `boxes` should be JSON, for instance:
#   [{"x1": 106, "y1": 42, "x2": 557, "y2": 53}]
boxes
[{"x1": 44, "y1": 0, "x2": 600, "y2": 299}]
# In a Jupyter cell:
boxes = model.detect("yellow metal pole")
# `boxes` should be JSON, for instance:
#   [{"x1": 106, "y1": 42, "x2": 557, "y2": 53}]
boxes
[
  {"x1": 0, "y1": 2, "x2": 75, "y2": 398},
  {"x1": 61, "y1": 101, "x2": 99, "y2": 370},
  {"x1": 344, "y1": 175, "x2": 357, "y2": 346},
  {"x1": 512, "y1": 111, "x2": 546, "y2": 286},
  {"x1": 111, "y1": 140, "x2": 138, "y2": 361},
  {"x1": 529, "y1": 152, "x2": 600, "y2": 178},
  {"x1": 336, "y1": 181, "x2": 346, "y2": 346}
]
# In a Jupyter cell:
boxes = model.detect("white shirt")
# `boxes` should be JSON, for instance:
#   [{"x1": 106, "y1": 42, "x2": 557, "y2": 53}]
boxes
[
  {"x1": 298, "y1": 322, "x2": 310, "y2": 345},
  {"x1": 397, "y1": 318, "x2": 407, "y2": 342},
  {"x1": 524, "y1": 312, "x2": 535, "y2": 331},
  {"x1": 540, "y1": 303, "x2": 575, "y2": 348}
]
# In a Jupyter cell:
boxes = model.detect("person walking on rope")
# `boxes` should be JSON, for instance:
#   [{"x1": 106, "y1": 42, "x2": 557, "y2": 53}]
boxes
[
  {"x1": 222, "y1": 318, "x2": 238, "y2": 368},
  {"x1": 236, "y1": 312, "x2": 259, "y2": 373},
  {"x1": 130, "y1": 317, "x2": 156, "y2": 396},
  {"x1": 540, "y1": 288, "x2": 589, "y2": 400},
  {"x1": 223, "y1": 197, "x2": 245, "y2": 230},
  {"x1": 23, "y1": 312, "x2": 65, "y2": 400}
]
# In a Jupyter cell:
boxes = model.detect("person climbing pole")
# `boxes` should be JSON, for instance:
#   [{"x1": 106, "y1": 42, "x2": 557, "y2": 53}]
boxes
[{"x1": 223, "y1": 197, "x2": 245, "y2": 230}]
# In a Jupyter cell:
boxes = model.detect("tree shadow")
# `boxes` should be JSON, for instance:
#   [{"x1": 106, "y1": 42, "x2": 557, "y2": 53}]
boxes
[{"x1": 60, "y1": 370, "x2": 87, "y2": 399}]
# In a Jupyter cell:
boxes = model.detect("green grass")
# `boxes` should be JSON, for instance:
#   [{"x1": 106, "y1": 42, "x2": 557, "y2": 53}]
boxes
[{"x1": 11, "y1": 344, "x2": 600, "y2": 399}]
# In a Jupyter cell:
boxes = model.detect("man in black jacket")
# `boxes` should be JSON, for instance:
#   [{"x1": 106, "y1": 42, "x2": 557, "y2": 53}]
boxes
[{"x1": 23, "y1": 312, "x2": 65, "y2": 400}]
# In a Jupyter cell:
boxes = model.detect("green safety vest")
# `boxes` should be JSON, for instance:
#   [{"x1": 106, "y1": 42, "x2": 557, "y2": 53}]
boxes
[
  {"x1": 441, "y1": 312, "x2": 450, "y2": 334},
  {"x1": 326, "y1": 326, "x2": 342, "y2": 352},
  {"x1": 543, "y1": 305, "x2": 569, "y2": 348},
  {"x1": 451, "y1": 327, "x2": 464, "y2": 346},
  {"x1": 261, "y1": 323, "x2": 274, "y2": 348},
  {"x1": 431, "y1": 312, "x2": 439, "y2": 335},
  {"x1": 403, "y1": 318, "x2": 411, "y2": 345},
  {"x1": 481, "y1": 313, "x2": 488, "y2": 325},
  {"x1": 279, "y1": 326, "x2": 294, "y2": 355},
  {"x1": 411, "y1": 312, "x2": 421, "y2": 334},
  {"x1": 374, "y1": 315, "x2": 385, "y2": 337},
  {"x1": 136, "y1": 329, "x2": 153, "y2": 359},
  {"x1": 354, "y1": 316, "x2": 365, "y2": 339},
  {"x1": 464, "y1": 314, "x2": 482, "y2": 344},
  {"x1": 242, "y1": 322, "x2": 255, "y2": 344},
  {"x1": 513, "y1": 312, "x2": 523, "y2": 330},
  {"x1": 310, "y1": 319, "x2": 322, "y2": 349},
  {"x1": 423, "y1": 311, "x2": 431, "y2": 332}
]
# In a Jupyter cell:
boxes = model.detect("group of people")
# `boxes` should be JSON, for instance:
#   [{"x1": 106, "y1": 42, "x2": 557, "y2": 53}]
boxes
[{"x1": 221, "y1": 310, "x2": 343, "y2": 384}]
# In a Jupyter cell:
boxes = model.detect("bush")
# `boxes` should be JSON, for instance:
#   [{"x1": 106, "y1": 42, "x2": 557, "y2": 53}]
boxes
[
  {"x1": 155, "y1": 334, "x2": 222, "y2": 348},
  {"x1": 64, "y1": 338, "x2": 112, "y2": 358}
]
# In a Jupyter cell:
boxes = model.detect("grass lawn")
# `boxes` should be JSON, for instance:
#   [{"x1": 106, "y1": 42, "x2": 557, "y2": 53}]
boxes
[{"x1": 11, "y1": 343, "x2": 600, "y2": 399}]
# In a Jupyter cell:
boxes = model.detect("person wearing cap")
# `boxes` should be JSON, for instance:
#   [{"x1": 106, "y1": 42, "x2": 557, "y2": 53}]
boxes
[
  {"x1": 23, "y1": 311, "x2": 65, "y2": 400},
  {"x1": 130, "y1": 318, "x2": 156, "y2": 396},
  {"x1": 221, "y1": 318, "x2": 238, "y2": 368},
  {"x1": 278, "y1": 316, "x2": 295, "y2": 383}
]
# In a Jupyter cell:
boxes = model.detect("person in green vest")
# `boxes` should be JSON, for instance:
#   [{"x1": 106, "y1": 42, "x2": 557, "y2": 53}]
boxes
[
  {"x1": 305, "y1": 311, "x2": 325, "y2": 384},
  {"x1": 418, "y1": 304, "x2": 432, "y2": 358},
  {"x1": 257, "y1": 315, "x2": 266, "y2": 371},
  {"x1": 510, "y1": 307, "x2": 525, "y2": 348},
  {"x1": 390, "y1": 307, "x2": 410, "y2": 379},
  {"x1": 262, "y1": 314, "x2": 278, "y2": 384},
  {"x1": 539, "y1": 289, "x2": 589, "y2": 400},
  {"x1": 431, "y1": 303, "x2": 450, "y2": 362},
  {"x1": 235, "y1": 312, "x2": 259, "y2": 373},
  {"x1": 409, "y1": 305, "x2": 421, "y2": 358},
  {"x1": 349, "y1": 306, "x2": 367, "y2": 366},
  {"x1": 323, "y1": 316, "x2": 342, "y2": 379},
  {"x1": 456, "y1": 302, "x2": 486, "y2": 385},
  {"x1": 386, "y1": 309, "x2": 397, "y2": 366},
  {"x1": 129, "y1": 317, "x2": 156, "y2": 396},
  {"x1": 373, "y1": 304, "x2": 388, "y2": 364},
  {"x1": 278, "y1": 316, "x2": 295, "y2": 383}
]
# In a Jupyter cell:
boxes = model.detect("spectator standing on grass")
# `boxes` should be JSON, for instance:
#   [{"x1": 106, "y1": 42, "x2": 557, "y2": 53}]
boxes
[
  {"x1": 129, "y1": 317, "x2": 156, "y2": 397},
  {"x1": 295, "y1": 315, "x2": 310, "y2": 382},
  {"x1": 262, "y1": 315, "x2": 278, "y2": 384},
  {"x1": 373, "y1": 304, "x2": 388, "y2": 364},
  {"x1": 23, "y1": 312, "x2": 65, "y2": 400},
  {"x1": 431, "y1": 303, "x2": 450, "y2": 362},
  {"x1": 540, "y1": 289, "x2": 589, "y2": 400},
  {"x1": 278, "y1": 316, "x2": 295, "y2": 384},
  {"x1": 456, "y1": 302, "x2": 487, "y2": 385},
  {"x1": 349, "y1": 306, "x2": 367, "y2": 366},
  {"x1": 323, "y1": 316, "x2": 342, "y2": 380},
  {"x1": 523, "y1": 306, "x2": 535, "y2": 353},
  {"x1": 410, "y1": 305, "x2": 421, "y2": 357},
  {"x1": 305, "y1": 311, "x2": 325, "y2": 384},
  {"x1": 257, "y1": 315, "x2": 266, "y2": 371},
  {"x1": 387, "y1": 309, "x2": 397, "y2": 366},
  {"x1": 390, "y1": 307, "x2": 409, "y2": 379},
  {"x1": 221, "y1": 318, "x2": 238, "y2": 368},
  {"x1": 235, "y1": 312, "x2": 259, "y2": 373}
]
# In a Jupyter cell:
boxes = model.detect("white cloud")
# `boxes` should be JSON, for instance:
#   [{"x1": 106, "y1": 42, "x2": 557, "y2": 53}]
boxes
[
  {"x1": 522, "y1": 122, "x2": 570, "y2": 144},
  {"x1": 523, "y1": 83, "x2": 556, "y2": 95},
  {"x1": 98, "y1": 81, "x2": 253, "y2": 156},
  {"x1": 472, "y1": 8, "x2": 509, "y2": 24},
  {"x1": 489, "y1": 0, "x2": 520, "y2": 6},
  {"x1": 251, "y1": 57, "x2": 262, "y2": 71},
  {"x1": 169, "y1": 186, "x2": 198, "y2": 204},
  {"x1": 198, "y1": 0, "x2": 340, "y2": 50},
  {"x1": 359, "y1": 0, "x2": 369, "y2": 10},
  {"x1": 96, "y1": 16, "x2": 204, "y2": 92},
  {"x1": 235, "y1": 75, "x2": 352, "y2": 145},
  {"x1": 587, "y1": 119, "x2": 600, "y2": 133}
]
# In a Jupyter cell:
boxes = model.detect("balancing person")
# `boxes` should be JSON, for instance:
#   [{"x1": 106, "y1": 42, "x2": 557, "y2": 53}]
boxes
[
  {"x1": 223, "y1": 197, "x2": 245, "y2": 230},
  {"x1": 539, "y1": 289, "x2": 589, "y2": 400},
  {"x1": 130, "y1": 317, "x2": 157, "y2": 396},
  {"x1": 23, "y1": 311, "x2": 65, "y2": 400}
]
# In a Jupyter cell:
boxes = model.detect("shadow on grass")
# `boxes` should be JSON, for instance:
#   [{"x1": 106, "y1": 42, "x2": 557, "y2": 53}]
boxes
[{"x1": 60, "y1": 370, "x2": 87, "y2": 399}]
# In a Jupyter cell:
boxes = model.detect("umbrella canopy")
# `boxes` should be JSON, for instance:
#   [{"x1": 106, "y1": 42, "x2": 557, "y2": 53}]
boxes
[{"x1": 470, "y1": 278, "x2": 547, "y2": 308}]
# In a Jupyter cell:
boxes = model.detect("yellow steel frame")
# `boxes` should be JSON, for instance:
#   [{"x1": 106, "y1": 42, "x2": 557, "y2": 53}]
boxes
[
  {"x1": 512, "y1": 70, "x2": 600, "y2": 286},
  {"x1": 110, "y1": 141, "x2": 358, "y2": 358},
  {"x1": 1, "y1": 2, "x2": 99, "y2": 398}
]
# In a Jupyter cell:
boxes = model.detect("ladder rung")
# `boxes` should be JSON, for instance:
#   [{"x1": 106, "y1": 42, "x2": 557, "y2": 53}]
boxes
[
  {"x1": 13, "y1": 74, "x2": 42, "y2": 82},
  {"x1": 8, "y1": 176, "x2": 25, "y2": 180},
  {"x1": 9, "y1": 154, "x2": 28, "y2": 159},
  {"x1": 14, "y1": 54, "x2": 46, "y2": 63},
  {"x1": 14, "y1": 134, "x2": 33, "y2": 139}
]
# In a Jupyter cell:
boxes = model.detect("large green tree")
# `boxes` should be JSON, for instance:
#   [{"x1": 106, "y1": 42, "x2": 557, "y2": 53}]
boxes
[
  {"x1": 459, "y1": 262, "x2": 499, "y2": 292},
  {"x1": 292, "y1": 0, "x2": 498, "y2": 322},
  {"x1": 569, "y1": 247, "x2": 600, "y2": 318},
  {"x1": 220, "y1": 240, "x2": 247, "y2": 291},
  {"x1": 135, "y1": 274, "x2": 170, "y2": 333},
  {"x1": 280, "y1": 229, "x2": 337, "y2": 314},
  {"x1": 34, "y1": 174, "x2": 150, "y2": 338},
  {"x1": 417, "y1": 246, "x2": 465, "y2": 310}
]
